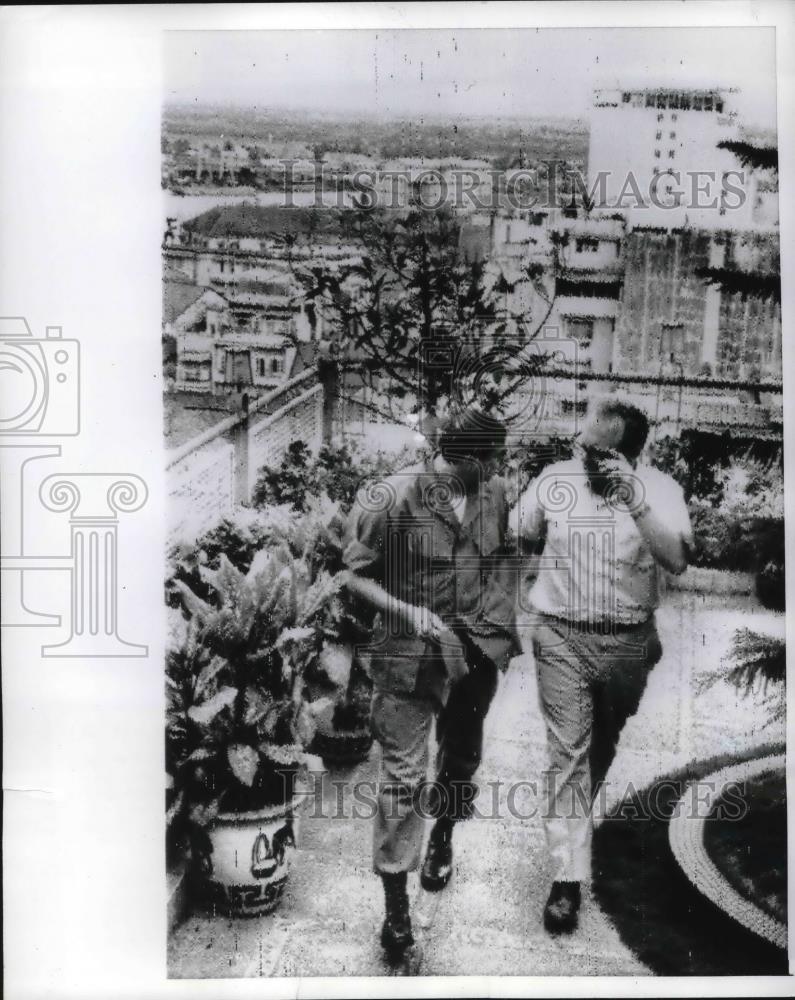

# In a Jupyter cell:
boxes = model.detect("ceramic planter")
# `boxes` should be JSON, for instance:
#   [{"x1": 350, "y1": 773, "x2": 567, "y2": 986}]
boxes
[
  {"x1": 200, "y1": 796, "x2": 302, "y2": 917},
  {"x1": 313, "y1": 723, "x2": 373, "y2": 767}
]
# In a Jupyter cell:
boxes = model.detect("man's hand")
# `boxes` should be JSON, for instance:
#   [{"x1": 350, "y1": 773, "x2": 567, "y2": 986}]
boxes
[
  {"x1": 592, "y1": 454, "x2": 689, "y2": 575},
  {"x1": 597, "y1": 452, "x2": 644, "y2": 511},
  {"x1": 406, "y1": 605, "x2": 446, "y2": 641}
]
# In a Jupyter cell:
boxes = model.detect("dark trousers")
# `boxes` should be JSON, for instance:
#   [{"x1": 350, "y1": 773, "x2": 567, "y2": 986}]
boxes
[{"x1": 370, "y1": 639, "x2": 500, "y2": 874}]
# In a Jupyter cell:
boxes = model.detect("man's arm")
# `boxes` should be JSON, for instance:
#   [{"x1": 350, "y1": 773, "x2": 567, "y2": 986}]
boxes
[
  {"x1": 629, "y1": 502, "x2": 689, "y2": 575},
  {"x1": 508, "y1": 477, "x2": 546, "y2": 554},
  {"x1": 603, "y1": 459, "x2": 691, "y2": 575},
  {"x1": 342, "y1": 483, "x2": 445, "y2": 640},
  {"x1": 341, "y1": 571, "x2": 445, "y2": 640}
]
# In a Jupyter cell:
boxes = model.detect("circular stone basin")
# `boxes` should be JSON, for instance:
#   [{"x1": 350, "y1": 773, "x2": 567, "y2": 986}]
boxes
[{"x1": 704, "y1": 766, "x2": 787, "y2": 926}]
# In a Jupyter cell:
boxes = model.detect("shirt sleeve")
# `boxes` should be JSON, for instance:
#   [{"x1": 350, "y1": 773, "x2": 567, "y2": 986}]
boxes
[
  {"x1": 670, "y1": 479, "x2": 694, "y2": 547},
  {"x1": 649, "y1": 470, "x2": 693, "y2": 546},
  {"x1": 343, "y1": 483, "x2": 389, "y2": 579},
  {"x1": 508, "y1": 477, "x2": 546, "y2": 544}
]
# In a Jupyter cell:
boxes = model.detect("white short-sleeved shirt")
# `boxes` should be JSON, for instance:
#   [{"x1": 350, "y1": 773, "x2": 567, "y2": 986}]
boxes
[{"x1": 510, "y1": 457, "x2": 693, "y2": 625}]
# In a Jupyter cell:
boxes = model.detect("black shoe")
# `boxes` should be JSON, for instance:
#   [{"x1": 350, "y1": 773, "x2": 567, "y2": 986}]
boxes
[
  {"x1": 380, "y1": 872, "x2": 414, "y2": 962},
  {"x1": 543, "y1": 881, "x2": 581, "y2": 934},
  {"x1": 420, "y1": 820, "x2": 454, "y2": 892}
]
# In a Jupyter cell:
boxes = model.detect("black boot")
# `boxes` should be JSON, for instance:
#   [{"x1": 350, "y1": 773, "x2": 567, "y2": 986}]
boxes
[
  {"x1": 380, "y1": 872, "x2": 414, "y2": 961},
  {"x1": 543, "y1": 881, "x2": 581, "y2": 934},
  {"x1": 420, "y1": 818, "x2": 454, "y2": 892}
]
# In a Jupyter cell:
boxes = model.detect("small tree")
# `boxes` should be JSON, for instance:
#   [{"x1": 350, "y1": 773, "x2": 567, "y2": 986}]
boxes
[
  {"x1": 282, "y1": 204, "x2": 561, "y2": 427},
  {"x1": 697, "y1": 141, "x2": 780, "y2": 304}
]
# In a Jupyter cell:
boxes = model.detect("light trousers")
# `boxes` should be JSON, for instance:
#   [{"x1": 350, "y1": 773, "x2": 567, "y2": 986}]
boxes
[
  {"x1": 531, "y1": 614, "x2": 663, "y2": 883},
  {"x1": 370, "y1": 643, "x2": 500, "y2": 874}
]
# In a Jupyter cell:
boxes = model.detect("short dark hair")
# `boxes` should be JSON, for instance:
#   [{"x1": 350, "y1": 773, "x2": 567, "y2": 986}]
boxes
[
  {"x1": 437, "y1": 407, "x2": 507, "y2": 461},
  {"x1": 596, "y1": 397, "x2": 650, "y2": 459}
]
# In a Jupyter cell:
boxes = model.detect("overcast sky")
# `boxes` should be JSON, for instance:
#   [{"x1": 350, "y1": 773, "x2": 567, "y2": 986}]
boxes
[{"x1": 165, "y1": 28, "x2": 778, "y2": 128}]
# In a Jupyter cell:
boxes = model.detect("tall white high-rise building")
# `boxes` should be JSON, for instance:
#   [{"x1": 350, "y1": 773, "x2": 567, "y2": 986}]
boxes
[{"x1": 588, "y1": 86, "x2": 754, "y2": 229}]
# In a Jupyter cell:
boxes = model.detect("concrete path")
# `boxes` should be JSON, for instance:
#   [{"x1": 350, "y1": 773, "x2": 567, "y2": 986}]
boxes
[{"x1": 168, "y1": 589, "x2": 784, "y2": 979}]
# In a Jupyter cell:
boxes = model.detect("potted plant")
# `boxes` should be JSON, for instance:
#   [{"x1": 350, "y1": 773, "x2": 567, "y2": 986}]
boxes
[
  {"x1": 270, "y1": 493, "x2": 375, "y2": 768},
  {"x1": 311, "y1": 655, "x2": 374, "y2": 767},
  {"x1": 166, "y1": 536, "x2": 346, "y2": 918}
]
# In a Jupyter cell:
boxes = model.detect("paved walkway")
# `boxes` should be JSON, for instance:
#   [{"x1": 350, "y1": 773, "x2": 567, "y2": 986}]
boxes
[{"x1": 168, "y1": 589, "x2": 784, "y2": 978}]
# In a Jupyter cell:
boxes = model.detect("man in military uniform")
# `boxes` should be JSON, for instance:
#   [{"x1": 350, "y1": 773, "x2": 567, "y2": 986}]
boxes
[{"x1": 343, "y1": 407, "x2": 520, "y2": 962}]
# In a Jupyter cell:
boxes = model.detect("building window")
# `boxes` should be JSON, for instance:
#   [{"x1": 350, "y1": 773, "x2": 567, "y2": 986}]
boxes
[
  {"x1": 655, "y1": 130, "x2": 662, "y2": 140},
  {"x1": 671, "y1": 113, "x2": 678, "y2": 122},
  {"x1": 669, "y1": 131, "x2": 676, "y2": 139},
  {"x1": 564, "y1": 317, "x2": 593, "y2": 346},
  {"x1": 653, "y1": 166, "x2": 660, "y2": 175},
  {"x1": 622, "y1": 92, "x2": 631, "y2": 103},
  {"x1": 654, "y1": 149, "x2": 661, "y2": 159},
  {"x1": 575, "y1": 236, "x2": 599, "y2": 253},
  {"x1": 646, "y1": 93, "x2": 656, "y2": 108},
  {"x1": 656, "y1": 112, "x2": 664, "y2": 122},
  {"x1": 257, "y1": 354, "x2": 285, "y2": 376},
  {"x1": 715, "y1": 99, "x2": 724, "y2": 113},
  {"x1": 693, "y1": 95, "x2": 703, "y2": 111},
  {"x1": 668, "y1": 150, "x2": 675, "y2": 159}
]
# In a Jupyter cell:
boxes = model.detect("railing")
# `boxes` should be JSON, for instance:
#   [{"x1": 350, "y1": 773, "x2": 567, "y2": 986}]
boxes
[
  {"x1": 166, "y1": 368, "x2": 324, "y2": 545},
  {"x1": 503, "y1": 372, "x2": 783, "y2": 440}
]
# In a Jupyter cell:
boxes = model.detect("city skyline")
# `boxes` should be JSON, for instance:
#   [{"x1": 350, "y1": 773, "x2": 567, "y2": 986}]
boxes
[{"x1": 165, "y1": 27, "x2": 778, "y2": 128}]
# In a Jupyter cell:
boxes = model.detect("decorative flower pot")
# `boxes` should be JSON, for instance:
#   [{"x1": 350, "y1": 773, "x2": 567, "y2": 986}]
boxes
[
  {"x1": 199, "y1": 796, "x2": 302, "y2": 917},
  {"x1": 313, "y1": 724, "x2": 373, "y2": 767}
]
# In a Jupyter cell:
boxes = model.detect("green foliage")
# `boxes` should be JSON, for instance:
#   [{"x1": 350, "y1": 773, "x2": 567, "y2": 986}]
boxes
[
  {"x1": 251, "y1": 439, "x2": 411, "y2": 514},
  {"x1": 651, "y1": 433, "x2": 732, "y2": 503},
  {"x1": 717, "y1": 140, "x2": 778, "y2": 174},
  {"x1": 652, "y1": 437, "x2": 784, "y2": 595},
  {"x1": 283, "y1": 203, "x2": 560, "y2": 414},
  {"x1": 252, "y1": 440, "x2": 315, "y2": 511},
  {"x1": 697, "y1": 628, "x2": 786, "y2": 727},
  {"x1": 165, "y1": 511, "x2": 273, "y2": 607},
  {"x1": 165, "y1": 496, "x2": 374, "y2": 866}
]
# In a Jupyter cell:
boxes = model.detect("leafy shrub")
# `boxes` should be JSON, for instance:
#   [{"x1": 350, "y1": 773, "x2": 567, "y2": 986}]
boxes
[
  {"x1": 252, "y1": 440, "x2": 316, "y2": 511},
  {"x1": 252, "y1": 439, "x2": 417, "y2": 514},
  {"x1": 697, "y1": 627, "x2": 785, "y2": 727},
  {"x1": 681, "y1": 451, "x2": 784, "y2": 588},
  {"x1": 165, "y1": 494, "x2": 374, "y2": 868},
  {"x1": 165, "y1": 509, "x2": 274, "y2": 608}
]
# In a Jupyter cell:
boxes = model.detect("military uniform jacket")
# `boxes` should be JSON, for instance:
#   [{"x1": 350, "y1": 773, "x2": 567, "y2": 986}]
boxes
[{"x1": 343, "y1": 460, "x2": 521, "y2": 695}]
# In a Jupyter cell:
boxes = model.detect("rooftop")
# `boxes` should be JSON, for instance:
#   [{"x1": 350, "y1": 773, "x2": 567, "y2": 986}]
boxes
[
  {"x1": 163, "y1": 278, "x2": 204, "y2": 326},
  {"x1": 182, "y1": 203, "x2": 347, "y2": 242},
  {"x1": 163, "y1": 391, "x2": 238, "y2": 450}
]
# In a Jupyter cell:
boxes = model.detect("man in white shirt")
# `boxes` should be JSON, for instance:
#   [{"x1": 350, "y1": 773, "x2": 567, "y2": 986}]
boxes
[{"x1": 510, "y1": 396, "x2": 692, "y2": 934}]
